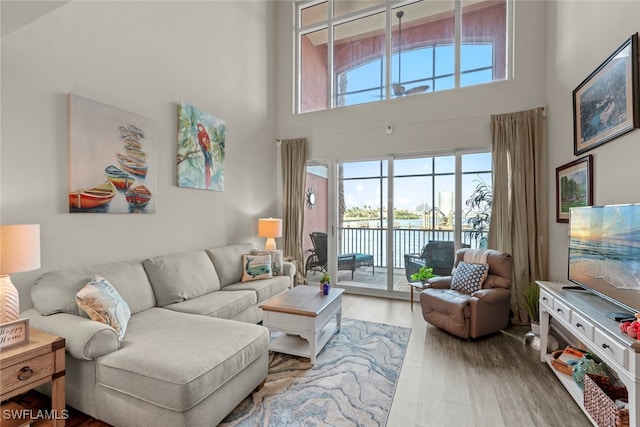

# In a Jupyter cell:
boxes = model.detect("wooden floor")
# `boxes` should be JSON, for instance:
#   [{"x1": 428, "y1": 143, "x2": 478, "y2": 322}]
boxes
[
  {"x1": 343, "y1": 294, "x2": 590, "y2": 427},
  {"x1": 8, "y1": 294, "x2": 590, "y2": 426}
]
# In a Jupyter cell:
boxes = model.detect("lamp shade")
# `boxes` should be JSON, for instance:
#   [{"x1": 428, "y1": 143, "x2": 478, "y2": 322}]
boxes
[
  {"x1": 0, "y1": 224, "x2": 40, "y2": 323},
  {"x1": 258, "y1": 218, "x2": 282, "y2": 251},
  {"x1": 258, "y1": 218, "x2": 282, "y2": 238},
  {"x1": 0, "y1": 224, "x2": 41, "y2": 275}
]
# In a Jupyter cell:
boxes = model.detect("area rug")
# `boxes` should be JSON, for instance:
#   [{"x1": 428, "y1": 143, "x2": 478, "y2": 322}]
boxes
[{"x1": 219, "y1": 318, "x2": 411, "y2": 427}]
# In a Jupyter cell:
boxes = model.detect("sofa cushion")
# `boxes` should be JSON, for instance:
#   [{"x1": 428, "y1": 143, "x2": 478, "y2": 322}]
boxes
[
  {"x1": 96, "y1": 308, "x2": 269, "y2": 412},
  {"x1": 32, "y1": 261, "x2": 156, "y2": 316},
  {"x1": 206, "y1": 243, "x2": 255, "y2": 287},
  {"x1": 421, "y1": 288, "x2": 471, "y2": 323},
  {"x1": 222, "y1": 275, "x2": 291, "y2": 303},
  {"x1": 241, "y1": 254, "x2": 273, "y2": 282},
  {"x1": 76, "y1": 275, "x2": 131, "y2": 340},
  {"x1": 143, "y1": 251, "x2": 221, "y2": 306},
  {"x1": 450, "y1": 261, "x2": 489, "y2": 294},
  {"x1": 162, "y1": 290, "x2": 256, "y2": 319},
  {"x1": 252, "y1": 249, "x2": 284, "y2": 276}
]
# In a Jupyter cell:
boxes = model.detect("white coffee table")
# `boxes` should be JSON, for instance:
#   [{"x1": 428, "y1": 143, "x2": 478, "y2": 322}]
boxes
[{"x1": 259, "y1": 285, "x2": 344, "y2": 364}]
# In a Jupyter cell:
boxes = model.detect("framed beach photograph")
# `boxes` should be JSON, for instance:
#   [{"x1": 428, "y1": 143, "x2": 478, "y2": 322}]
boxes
[
  {"x1": 556, "y1": 155, "x2": 593, "y2": 223},
  {"x1": 573, "y1": 33, "x2": 639, "y2": 155}
]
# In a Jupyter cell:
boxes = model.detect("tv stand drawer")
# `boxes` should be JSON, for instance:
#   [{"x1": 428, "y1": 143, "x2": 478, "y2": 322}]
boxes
[
  {"x1": 594, "y1": 329, "x2": 628, "y2": 368},
  {"x1": 553, "y1": 299, "x2": 571, "y2": 322},
  {"x1": 540, "y1": 289, "x2": 553, "y2": 311},
  {"x1": 571, "y1": 311, "x2": 594, "y2": 341}
]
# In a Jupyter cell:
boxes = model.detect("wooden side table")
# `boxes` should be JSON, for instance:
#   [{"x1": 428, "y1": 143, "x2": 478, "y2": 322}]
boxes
[{"x1": 1, "y1": 328, "x2": 66, "y2": 426}]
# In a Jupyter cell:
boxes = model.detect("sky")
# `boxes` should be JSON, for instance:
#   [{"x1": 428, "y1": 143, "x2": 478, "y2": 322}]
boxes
[
  {"x1": 340, "y1": 153, "x2": 492, "y2": 212},
  {"x1": 341, "y1": 44, "x2": 494, "y2": 106}
]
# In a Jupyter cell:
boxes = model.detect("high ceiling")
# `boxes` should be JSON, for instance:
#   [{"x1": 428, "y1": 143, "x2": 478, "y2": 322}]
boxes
[{"x1": 1, "y1": 1, "x2": 70, "y2": 38}]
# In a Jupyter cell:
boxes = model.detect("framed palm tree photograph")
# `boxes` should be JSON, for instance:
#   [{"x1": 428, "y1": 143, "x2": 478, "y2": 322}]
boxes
[{"x1": 556, "y1": 155, "x2": 593, "y2": 223}]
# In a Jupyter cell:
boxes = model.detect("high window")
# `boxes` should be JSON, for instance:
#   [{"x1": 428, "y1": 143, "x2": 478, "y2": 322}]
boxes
[{"x1": 297, "y1": 0, "x2": 509, "y2": 113}]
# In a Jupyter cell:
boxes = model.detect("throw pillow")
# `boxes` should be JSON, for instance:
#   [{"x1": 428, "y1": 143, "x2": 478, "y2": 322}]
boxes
[
  {"x1": 450, "y1": 261, "x2": 489, "y2": 294},
  {"x1": 252, "y1": 249, "x2": 284, "y2": 276},
  {"x1": 241, "y1": 254, "x2": 273, "y2": 282},
  {"x1": 76, "y1": 275, "x2": 131, "y2": 340}
]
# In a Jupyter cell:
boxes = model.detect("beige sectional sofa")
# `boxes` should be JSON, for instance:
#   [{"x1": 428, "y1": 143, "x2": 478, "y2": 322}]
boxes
[{"x1": 23, "y1": 243, "x2": 295, "y2": 427}]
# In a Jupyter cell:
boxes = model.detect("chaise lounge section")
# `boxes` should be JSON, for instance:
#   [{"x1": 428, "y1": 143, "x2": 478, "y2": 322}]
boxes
[{"x1": 23, "y1": 243, "x2": 295, "y2": 427}]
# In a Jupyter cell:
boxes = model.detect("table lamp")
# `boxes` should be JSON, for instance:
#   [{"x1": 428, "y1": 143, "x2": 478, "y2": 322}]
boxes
[
  {"x1": 0, "y1": 224, "x2": 41, "y2": 324},
  {"x1": 258, "y1": 218, "x2": 282, "y2": 251}
]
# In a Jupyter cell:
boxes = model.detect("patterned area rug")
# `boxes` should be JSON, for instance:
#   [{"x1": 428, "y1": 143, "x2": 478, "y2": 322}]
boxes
[{"x1": 219, "y1": 318, "x2": 411, "y2": 427}]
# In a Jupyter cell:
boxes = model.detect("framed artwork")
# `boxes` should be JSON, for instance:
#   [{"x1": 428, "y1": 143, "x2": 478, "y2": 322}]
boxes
[
  {"x1": 573, "y1": 33, "x2": 639, "y2": 155},
  {"x1": 556, "y1": 155, "x2": 593, "y2": 223},
  {"x1": 177, "y1": 102, "x2": 225, "y2": 191},
  {"x1": 68, "y1": 94, "x2": 156, "y2": 213}
]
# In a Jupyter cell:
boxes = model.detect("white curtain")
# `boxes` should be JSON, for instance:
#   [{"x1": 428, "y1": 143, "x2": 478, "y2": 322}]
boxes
[
  {"x1": 489, "y1": 107, "x2": 548, "y2": 323},
  {"x1": 280, "y1": 138, "x2": 307, "y2": 285}
]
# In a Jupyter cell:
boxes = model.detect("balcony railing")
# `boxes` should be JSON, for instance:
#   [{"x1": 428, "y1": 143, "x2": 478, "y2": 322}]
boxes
[{"x1": 338, "y1": 226, "x2": 485, "y2": 269}]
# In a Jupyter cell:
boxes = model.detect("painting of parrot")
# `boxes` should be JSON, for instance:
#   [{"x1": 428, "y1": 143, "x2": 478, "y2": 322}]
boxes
[
  {"x1": 196, "y1": 123, "x2": 213, "y2": 188},
  {"x1": 177, "y1": 102, "x2": 225, "y2": 191}
]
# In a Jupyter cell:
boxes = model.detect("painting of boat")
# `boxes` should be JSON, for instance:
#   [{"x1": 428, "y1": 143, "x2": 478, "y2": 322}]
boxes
[
  {"x1": 119, "y1": 124, "x2": 145, "y2": 149},
  {"x1": 105, "y1": 165, "x2": 135, "y2": 191},
  {"x1": 125, "y1": 185, "x2": 152, "y2": 208},
  {"x1": 117, "y1": 153, "x2": 148, "y2": 178},
  {"x1": 124, "y1": 144, "x2": 147, "y2": 163},
  {"x1": 69, "y1": 95, "x2": 155, "y2": 213},
  {"x1": 69, "y1": 181, "x2": 116, "y2": 209}
]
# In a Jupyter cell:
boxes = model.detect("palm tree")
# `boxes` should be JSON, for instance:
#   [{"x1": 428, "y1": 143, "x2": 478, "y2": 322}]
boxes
[{"x1": 464, "y1": 178, "x2": 492, "y2": 248}]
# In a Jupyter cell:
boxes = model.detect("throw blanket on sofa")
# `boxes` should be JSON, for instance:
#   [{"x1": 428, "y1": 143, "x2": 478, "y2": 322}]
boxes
[{"x1": 463, "y1": 249, "x2": 489, "y2": 264}]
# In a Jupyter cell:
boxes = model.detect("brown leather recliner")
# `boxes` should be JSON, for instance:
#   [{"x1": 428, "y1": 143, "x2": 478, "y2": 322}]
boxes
[{"x1": 419, "y1": 248, "x2": 513, "y2": 339}]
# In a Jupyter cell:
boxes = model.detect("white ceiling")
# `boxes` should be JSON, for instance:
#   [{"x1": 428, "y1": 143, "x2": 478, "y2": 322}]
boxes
[{"x1": 1, "y1": 1, "x2": 70, "y2": 38}]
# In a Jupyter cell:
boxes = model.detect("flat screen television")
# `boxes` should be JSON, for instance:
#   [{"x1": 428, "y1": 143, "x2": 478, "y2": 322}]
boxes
[{"x1": 568, "y1": 204, "x2": 640, "y2": 315}]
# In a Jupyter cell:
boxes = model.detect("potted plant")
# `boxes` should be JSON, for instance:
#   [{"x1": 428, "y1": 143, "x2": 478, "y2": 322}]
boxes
[
  {"x1": 522, "y1": 282, "x2": 540, "y2": 334},
  {"x1": 410, "y1": 266, "x2": 436, "y2": 283},
  {"x1": 319, "y1": 273, "x2": 331, "y2": 294}
]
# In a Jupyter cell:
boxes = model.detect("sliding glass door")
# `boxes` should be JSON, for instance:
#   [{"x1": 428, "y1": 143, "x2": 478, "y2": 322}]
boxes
[
  {"x1": 302, "y1": 151, "x2": 492, "y2": 298},
  {"x1": 337, "y1": 160, "x2": 388, "y2": 291},
  {"x1": 393, "y1": 155, "x2": 456, "y2": 293}
]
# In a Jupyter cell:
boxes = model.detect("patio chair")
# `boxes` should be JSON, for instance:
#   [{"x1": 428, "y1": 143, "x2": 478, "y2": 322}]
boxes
[
  {"x1": 305, "y1": 231, "x2": 374, "y2": 280},
  {"x1": 305, "y1": 231, "x2": 328, "y2": 276},
  {"x1": 404, "y1": 241, "x2": 468, "y2": 281}
]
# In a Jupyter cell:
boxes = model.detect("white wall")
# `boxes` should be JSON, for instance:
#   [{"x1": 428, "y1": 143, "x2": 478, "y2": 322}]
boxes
[
  {"x1": 545, "y1": 1, "x2": 640, "y2": 283},
  {"x1": 275, "y1": 1, "x2": 547, "y2": 161},
  {"x1": 1, "y1": 1, "x2": 278, "y2": 311}
]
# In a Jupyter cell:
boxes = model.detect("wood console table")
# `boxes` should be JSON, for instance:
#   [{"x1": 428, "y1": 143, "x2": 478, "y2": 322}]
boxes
[
  {"x1": 0, "y1": 328, "x2": 66, "y2": 426},
  {"x1": 537, "y1": 281, "x2": 639, "y2": 426}
]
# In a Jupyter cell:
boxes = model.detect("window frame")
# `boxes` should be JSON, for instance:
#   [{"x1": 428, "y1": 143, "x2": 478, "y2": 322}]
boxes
[{"x1": 295, "y1": 0, "x2": 511, "y2": 113}]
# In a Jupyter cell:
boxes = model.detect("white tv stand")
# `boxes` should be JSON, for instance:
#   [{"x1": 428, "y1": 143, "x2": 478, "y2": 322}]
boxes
[{"x1": 537, "y1": 281, "x2": 639, "y2": 426}]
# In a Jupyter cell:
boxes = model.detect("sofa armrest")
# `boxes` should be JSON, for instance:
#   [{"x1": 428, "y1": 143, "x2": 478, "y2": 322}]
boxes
[
  {"x1": 23, "y1": 308, "x2": 120, "y2": 360},
  {"x1": 425, "y1": 276, "x2": 452, "y2": 289},
  {"x1": 283, "y1": 261, "x2": 296, "y2": 286},
  {"x1": 471, "y1": 287, "x2": 510, "y2": 303}
]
